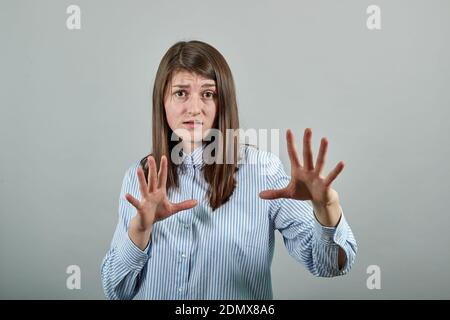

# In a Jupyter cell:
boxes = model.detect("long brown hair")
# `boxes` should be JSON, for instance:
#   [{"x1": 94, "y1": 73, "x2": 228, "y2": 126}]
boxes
[{"x1": 140, "y1": 40, "x2": 241, "y2": 211}]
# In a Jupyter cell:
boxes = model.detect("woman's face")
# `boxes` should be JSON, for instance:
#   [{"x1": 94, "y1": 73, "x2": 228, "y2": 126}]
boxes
[{"x1": 164, "y1": 70, "x2": 218, "y2": 151}]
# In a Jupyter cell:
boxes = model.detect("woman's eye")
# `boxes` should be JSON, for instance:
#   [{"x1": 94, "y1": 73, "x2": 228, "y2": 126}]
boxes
[
  {"x1": 203, "y1": 91, "x2": 215, "y2": 99},
  {"x1": 174, "y1": 90, "x2": 186, "y2": 98}
]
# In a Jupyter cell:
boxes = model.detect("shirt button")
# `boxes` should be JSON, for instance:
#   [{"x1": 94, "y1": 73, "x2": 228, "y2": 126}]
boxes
[
  {"x1": 178, "y1": 287, "x2": 183, "y2": 292},
  {"x1": 181, "y1": 253, "x2": 187, "y2": 258},
  {"x1": 184, "y1": 224, "x2": 190, "y2": 229}
]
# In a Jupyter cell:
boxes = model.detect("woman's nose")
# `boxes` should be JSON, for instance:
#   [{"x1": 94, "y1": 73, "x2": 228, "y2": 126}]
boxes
[{"x1": 187, "y1": 94, "x2": 202, "y2": 115}]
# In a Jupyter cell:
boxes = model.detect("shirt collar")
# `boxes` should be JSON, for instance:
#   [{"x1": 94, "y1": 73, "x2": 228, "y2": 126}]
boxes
[
  {"x1": 180, "y1": 143, "x2": 206, "y2": 169},
  {"x1": 178, "y1": 142, "x2": 246, "y2": 169}
]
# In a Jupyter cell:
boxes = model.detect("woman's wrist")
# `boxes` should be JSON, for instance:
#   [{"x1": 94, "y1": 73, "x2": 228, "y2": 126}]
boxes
[{"x1": 128, "y1": 216, "x2": 153, "y2": 250}]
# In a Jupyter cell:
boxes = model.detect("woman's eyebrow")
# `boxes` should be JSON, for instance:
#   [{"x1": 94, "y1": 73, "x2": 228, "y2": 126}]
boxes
[{"x1": 172, "y1": 83, "x2": 216, "y2": 88}]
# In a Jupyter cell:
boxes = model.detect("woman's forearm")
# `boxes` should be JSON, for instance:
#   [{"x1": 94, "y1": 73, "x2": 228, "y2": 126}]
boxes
[{"x1": 128, "y1": 216, "x2": 153, "y2": 250}]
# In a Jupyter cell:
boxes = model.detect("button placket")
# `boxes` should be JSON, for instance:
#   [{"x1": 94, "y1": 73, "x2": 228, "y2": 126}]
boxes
[
  {"x1": 174, "y1": 145, "x2": 204, "y2": 298},
  {"x1": 175, "y1": 165, "x2": 195, "y2": 298}
]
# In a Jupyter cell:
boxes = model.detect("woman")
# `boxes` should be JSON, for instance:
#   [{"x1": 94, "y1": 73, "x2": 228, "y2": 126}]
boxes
[{"x1": 101, "y1": 40, "x2": 357, "y2": 300}]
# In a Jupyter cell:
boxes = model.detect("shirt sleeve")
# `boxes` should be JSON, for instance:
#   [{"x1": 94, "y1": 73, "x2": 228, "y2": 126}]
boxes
[
  {"x1": 100, "y1": 163, "x2": 151, "y2": 299},
  {"x1": 263, "y1": 152, "x2": 358, "y2": 277}
]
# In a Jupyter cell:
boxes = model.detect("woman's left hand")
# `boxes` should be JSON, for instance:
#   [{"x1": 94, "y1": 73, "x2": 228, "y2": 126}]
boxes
[{"x1": 259, "y1": 128, "x2": 344, "y2": 226}]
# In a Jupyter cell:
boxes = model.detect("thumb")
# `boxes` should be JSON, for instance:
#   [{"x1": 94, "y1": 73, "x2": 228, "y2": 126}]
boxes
[
  {"x1": 171, "y1": 199, "x2": 198, "y2": 213},
  {"x1": 125, "y1": 193, "x2": 141, "y2": 209},
  {"x1": 259, "y1": 188, "x2": 289, "y2": 200}
]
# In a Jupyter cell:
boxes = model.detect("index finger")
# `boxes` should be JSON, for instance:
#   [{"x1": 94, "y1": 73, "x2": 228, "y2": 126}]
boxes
[
  {"x1": 303, "y1": 128, "x2": 314, "y2": 171},
  {"x1": 136, "y1": 166, "x2": 149, "y2": 198},
  {"x1": 286, "y1": 129, "x2": 301, "y2": 168},
  {"x1": 157, "y1": 155, "x2": 168, "y2": 189}
]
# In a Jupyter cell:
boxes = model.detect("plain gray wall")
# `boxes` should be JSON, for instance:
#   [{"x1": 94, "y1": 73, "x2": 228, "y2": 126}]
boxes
[{"x1": 1, "y1": 0, "x2": 449, "y2": 299}]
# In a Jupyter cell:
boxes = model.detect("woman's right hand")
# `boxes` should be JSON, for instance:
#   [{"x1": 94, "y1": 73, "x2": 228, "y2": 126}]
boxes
[{"x1": 125, "y1": 155, "x2": 198, "y2": 235}]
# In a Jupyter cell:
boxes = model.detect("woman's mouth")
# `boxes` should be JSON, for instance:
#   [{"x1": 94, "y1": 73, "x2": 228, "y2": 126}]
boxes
[{"x1": 183, "y1": 121, "x2": 203, "y2": 129}]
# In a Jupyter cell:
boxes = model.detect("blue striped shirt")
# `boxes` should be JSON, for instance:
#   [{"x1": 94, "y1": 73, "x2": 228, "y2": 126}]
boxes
[{"x1": 101, "y1": 143, "x2": 357, "y2": 299}]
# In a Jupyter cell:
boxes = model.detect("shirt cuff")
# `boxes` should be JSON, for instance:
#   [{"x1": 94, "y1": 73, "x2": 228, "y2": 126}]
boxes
[
  {"x1": 116, "y1": 233, "x2": 151, "y2": 272},
  {"x1": 313, "y1": 206, "x2": 350, "y2": 247}
]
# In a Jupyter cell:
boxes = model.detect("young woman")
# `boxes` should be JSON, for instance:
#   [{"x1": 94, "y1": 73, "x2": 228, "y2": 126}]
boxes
[{"x1": 101, "y1": 40, "x2": 357, "y2": 300}]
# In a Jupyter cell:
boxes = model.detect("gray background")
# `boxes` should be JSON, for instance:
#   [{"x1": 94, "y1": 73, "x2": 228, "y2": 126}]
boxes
[{"x1": 1, "y1": 0, "x2": 449, "y2": 299}]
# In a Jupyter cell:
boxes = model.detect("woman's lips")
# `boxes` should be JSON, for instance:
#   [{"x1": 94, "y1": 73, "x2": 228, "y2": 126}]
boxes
[{"x1": 183, "y1": 121, "x2": 203, "y2": 129}]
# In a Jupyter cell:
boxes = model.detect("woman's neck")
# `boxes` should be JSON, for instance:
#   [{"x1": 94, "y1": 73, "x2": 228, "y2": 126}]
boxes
[{"x1": 182, "y1": 141, "x2": 203, "y2": 155}]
